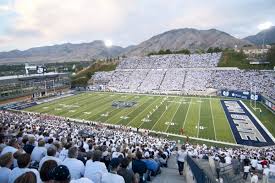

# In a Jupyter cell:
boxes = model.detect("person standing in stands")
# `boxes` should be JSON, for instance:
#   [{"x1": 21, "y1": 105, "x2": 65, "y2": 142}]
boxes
[{"x1": 177, "y1": 145, "x2": 187, "y2": 175}]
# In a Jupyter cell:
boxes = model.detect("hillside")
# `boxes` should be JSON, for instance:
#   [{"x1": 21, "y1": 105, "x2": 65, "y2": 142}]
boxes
[
  {"x1": 71, "y1": 60, "x2": 118, "y2": 87},
  {"x1": 0, "y1": 40, "x2": 124, "y2": 64},
  {"x1": 244, "y1": 26, "x2": 275, "y2": 45},
  {"x1": 125, "y1": 28, "x2": 251, "y2": 56},
  {"x1": 0, "y1": 28, "x2": 254, "y2": 63}
]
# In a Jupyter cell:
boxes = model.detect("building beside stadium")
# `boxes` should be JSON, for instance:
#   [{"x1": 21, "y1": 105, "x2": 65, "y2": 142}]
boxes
[{"x1": 0, "y1": 72, "x2": 70, "y2": 100}]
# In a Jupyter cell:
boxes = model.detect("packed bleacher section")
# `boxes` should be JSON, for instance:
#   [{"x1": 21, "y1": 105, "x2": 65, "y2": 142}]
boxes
[
  {"x1": 0, "y1": 110, "x2": 175, "y2": 183},
  {"x1": 208, "y1": 70, "x2": 275, "y2": 99},
  {"x1": 90, "y1": 53, "x2": 275, "y2": 99},
  {"x1": 117, "y1": 53, "x2": 221, "y2": 69},
  {"x1": 1, "y1": 110, "x2": 275, "y2": 182}
]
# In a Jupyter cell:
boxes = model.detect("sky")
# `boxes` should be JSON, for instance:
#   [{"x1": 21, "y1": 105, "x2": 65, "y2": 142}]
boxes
[{"x1": 0, "y1": 0, "x2": 274, "y2": 51}]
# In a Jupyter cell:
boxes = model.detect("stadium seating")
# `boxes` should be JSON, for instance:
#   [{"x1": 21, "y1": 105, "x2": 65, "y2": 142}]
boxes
[{"x1": 91, "y1": 53, "x2": 275, "y2": 99}]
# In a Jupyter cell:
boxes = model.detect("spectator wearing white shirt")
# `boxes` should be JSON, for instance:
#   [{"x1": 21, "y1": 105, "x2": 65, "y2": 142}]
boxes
[
  {"x1": 0, "y1": 152, "x2": 13, "y2": 183},
  {"x1": 38, "y1": 147, "x2": 61, "y2": 170},
  {"x1": 102, "y1": 158, "x2": 125, "y2": 183},
  {"x1": 8, "y1": 153, "x2": 42, "y2": 183},
  {"x1": 177, "y1": 145, "x2": 187, "y2": 175},
  {"x1": 59, "y1": 142, "x2": 71, "y2": 162},
  {"x1": 225, "y1": 155, "x2": 232, "y2": 164},
  {"x1": 1, "y1": 138, "x2": 19, "y2": 156},
  {"x1": 45, "y1": 138, "x2": 55, "y2": 149},
  {"x1": 112, "y1": 146, "x2": 124, "y2": 159},
  {"x1": 263, "y1": 165, "x2": 270, "y2": 183},
  {"x1": 251, "y1": 172, "x2": 258, "y2": 183},
  {"x1": 251, "y1": 157, "x2": 258, "y2": 170},
  {"x1": 84, "y1": 150, "x2": 108, "y2": 183},
  {"x1": 243, "y1": 165, "x2": 250, "y2": 180},
  {"x1": 31, "y1": 140, "x2": 47, "y2": 163},
  {"x1": 62, "y1": 146, "x2": 84, "y2": 180}
]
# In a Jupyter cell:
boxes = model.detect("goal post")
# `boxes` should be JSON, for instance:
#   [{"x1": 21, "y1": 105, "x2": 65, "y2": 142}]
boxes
[{"x1": 250, "y1": 83, "x2": 261, "y2": 112}]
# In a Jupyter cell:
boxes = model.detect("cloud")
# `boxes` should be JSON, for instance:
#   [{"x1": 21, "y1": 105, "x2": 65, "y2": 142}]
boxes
[
  {"x1": 0, "y1": 5, "x2": 10, "y2": 12},
  {"x1": 0, "y1": 0, "x2": 132, "y2": 50},
  {"x1": 0, "y1": 0, "x2": 274, "y2": 51}
]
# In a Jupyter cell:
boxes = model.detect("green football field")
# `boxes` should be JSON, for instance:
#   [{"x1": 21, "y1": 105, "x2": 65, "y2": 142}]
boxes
[{"x1": 25, "y1": 92, "x2": 275, "y2": 144}]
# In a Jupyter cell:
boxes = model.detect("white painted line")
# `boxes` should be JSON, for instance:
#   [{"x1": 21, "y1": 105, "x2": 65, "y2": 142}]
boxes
[
  {"x1": 150, "y1": 101, "x2": 174, "y2": 130},
  {"x1": 197, "y1": 99, "x2": 201, "y2": 138},
  {"x1": 165, "y1": 102, "x2": 181, "y2": 132},
  {"x1": 183, "y1": 98, "x2": 192, "y2": 128},
  {"x1": 126, "y1": 98, "x2": 162, "y2": 127},
  {"x1": 209, "y1": 99, "x2": 217, "y2": 140}
]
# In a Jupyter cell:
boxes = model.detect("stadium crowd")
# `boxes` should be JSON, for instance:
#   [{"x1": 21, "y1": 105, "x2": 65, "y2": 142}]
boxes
[
  {"x1": 0, "y1": 110, "x2": 175, "y2": 183},
  {"x1": 117, "y1": 53, "x2": 222, "y2": 69},
  {"x1": 91, "y1": 53, "x2": 274, "y2": 99},
  {"x1": 1, "y1": 110, "x2": 275, "y2": 182}
]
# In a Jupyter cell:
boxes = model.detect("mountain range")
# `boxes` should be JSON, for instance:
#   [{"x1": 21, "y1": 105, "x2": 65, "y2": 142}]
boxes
[
  {"x1": 244, "y1": 26, "x2": 275, "y2": 45},
  {"x1": 0, "y1": 27, "x2": 274, "y2": 64}
]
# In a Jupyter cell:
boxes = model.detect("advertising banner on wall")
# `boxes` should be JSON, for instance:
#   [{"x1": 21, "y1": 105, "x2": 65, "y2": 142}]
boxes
[
  {"x1": 220, "y1": 90, "x2": 261, "y2": 101},
  {"x1": 262, "y1": 97, "x2": 275, "y2": 112}
]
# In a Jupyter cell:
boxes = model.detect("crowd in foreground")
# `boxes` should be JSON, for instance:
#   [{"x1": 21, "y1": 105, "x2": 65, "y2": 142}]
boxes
[
  {"x1": 1, "y1": 110, "x2": 275, "y2": 183},
  {"x1": 0, "y1": 110, "x2": 175, "y2": 183}
]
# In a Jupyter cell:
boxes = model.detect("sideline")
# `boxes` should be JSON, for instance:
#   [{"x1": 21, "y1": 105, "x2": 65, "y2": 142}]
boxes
[
  {"x1": 240, "y1": 100, "x2": 275, "y2": 143},
  {"x1": 11, "y1": 109, "x2": 245, "y2": 147}
]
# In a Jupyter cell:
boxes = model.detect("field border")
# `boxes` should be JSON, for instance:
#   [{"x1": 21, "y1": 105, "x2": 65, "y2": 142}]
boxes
[{"x1": 240, "y1": 100, "x2": 275, "y2": 143}]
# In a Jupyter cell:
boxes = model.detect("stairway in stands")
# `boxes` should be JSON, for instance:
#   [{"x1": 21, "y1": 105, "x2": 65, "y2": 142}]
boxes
[
  {"x1": 157, "y1": 70, "x2": 167, "y2": 90},
  {"x1": 152, "y1": 153, "x2": 186, "y2": 183},
  {"x1": 181, "y1": 71, "x2": 187, "y2": 91}
]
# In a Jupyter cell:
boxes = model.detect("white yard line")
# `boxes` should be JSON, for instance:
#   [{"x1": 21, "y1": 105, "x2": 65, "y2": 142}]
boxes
[
  {"x1": 150, "y1": 99, "x2": 175, "y2": 130},
  {"x1": 209, "y1": 99, "x2": 217, "y2": 140},
  {"x1": 104, "y1": 96, "x2": 136, "y2": 123},
  {"x1": 165, "y1": 102, "x2": 181, "y2": 132},
  {"x1": 197, "y1": 99, "x2": 201, "y2": 138},
  {"x1": 182, "y1": 98, "x2": 192, "y2": 128},
  {"x1": 113, "y1": 97, "x2": 149, "y2": 125},
  {"x1": 86, "y1": 95, "x2": 131, "y2": 120},
  {"x1": 126, "y1": 98, "x2": 161, "y2": 127}
]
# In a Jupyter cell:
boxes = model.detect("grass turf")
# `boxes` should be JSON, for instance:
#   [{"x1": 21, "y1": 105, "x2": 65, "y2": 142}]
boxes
[{"x1": 25, "y1": 92, "x2": 275, "y2": 144}]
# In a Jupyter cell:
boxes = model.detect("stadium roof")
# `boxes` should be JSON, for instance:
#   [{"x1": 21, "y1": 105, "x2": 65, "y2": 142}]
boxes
[{"x1": 0, "y1": 72, "x2": 68, "y2": 81}]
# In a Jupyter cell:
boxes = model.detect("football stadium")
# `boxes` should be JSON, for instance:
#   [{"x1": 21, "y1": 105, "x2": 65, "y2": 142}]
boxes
[{"x1": 0, "y1": 1, "x2": 275, "y2": 183}]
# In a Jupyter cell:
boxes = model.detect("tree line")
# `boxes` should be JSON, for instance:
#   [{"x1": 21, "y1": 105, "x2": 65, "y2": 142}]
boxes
[{"x1": 147, "y1": 47, "x2": 223, "y2": 56}]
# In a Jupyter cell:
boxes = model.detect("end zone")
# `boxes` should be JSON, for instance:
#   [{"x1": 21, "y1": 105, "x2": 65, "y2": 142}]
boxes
[{"x1": 221, "y1": 100, "x2": 274, "y2": 147}]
